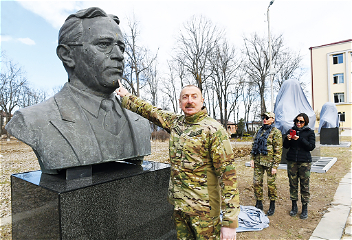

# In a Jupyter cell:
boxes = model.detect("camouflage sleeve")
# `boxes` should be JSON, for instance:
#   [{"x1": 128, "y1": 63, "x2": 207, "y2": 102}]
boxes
[
  {"x1": 282, "y1": 130, "x2": 291, "y2": 149},
  {"x1": 121, "y1": 94, "x2": 178, "y2": 132},
  {"x1": 271, "y1": 128, "x2": 283, "y2": 169},
  {"x1": 210, "y1": 127, "x2": 240, "y2": 228},
  {"x1": 250, "y1": 132, "x2": 257, "y2": 161}
]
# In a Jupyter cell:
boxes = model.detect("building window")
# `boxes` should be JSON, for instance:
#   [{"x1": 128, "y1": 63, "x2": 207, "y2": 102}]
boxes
[
  {"x1": 333, "y1": 73, "x2": 344, "y2": 84},
  {"x1": 333, "y1": 53, "x2": 343, "y2": 64},
  {"x1": 338, "y1": 112, "x2": 345, "y2": 122},
  {"x1": 334, "y1": 93, "x2": 345, "y2": 103}
]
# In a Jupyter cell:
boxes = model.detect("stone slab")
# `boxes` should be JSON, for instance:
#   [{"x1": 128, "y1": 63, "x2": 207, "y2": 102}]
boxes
[
  {"x1": 246, "y1": 157, "x2": 337, "y2": 173},
  {"x1": 320, "y1": 142, "x2": 351, "y2": 147},
  {"x1": 310, "y1": 171, "x2": 352, "y2": 240},
  {"x1": 11, "y1": 161, "x2": 176, "y2": 240},
  {"x1": 310, "y1": 204, "x2": 350, "y2": 240},
  {"x1": 331, "y1": 172, "x2": 352, "y2": 206}
]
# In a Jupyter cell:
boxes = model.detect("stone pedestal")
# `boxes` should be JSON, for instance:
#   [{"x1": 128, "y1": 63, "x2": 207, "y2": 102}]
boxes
[
  {"x1": 11, "y1": 161, "x2": 176, "y2": 240},
  {"x1": 320, "y1": 127, "x2": 340, "y2": 145}
]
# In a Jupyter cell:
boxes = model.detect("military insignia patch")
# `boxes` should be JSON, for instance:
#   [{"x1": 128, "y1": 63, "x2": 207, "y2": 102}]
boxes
[{"x1": 189, "y1": 129, "x2": 203, "y2": 137}]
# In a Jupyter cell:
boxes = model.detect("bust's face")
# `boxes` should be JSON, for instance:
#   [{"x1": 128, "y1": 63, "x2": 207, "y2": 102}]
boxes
[{"x1": 72, "y1": 17, "x2": 125, "y2": 94}]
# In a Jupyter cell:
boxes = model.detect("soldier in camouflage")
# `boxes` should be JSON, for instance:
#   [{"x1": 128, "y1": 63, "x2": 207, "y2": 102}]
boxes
[
  {"x1": 250, "y1": 112, "x2": 282, "y2": 216},
  {"x1": 116, "y1": 80, "x2": 239, "y2": 240}
]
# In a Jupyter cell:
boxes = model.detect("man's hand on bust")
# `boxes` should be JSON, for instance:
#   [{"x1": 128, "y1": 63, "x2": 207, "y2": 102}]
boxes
[{"x1": 115, "y1": 79, "x2": 129, "y2": 97}]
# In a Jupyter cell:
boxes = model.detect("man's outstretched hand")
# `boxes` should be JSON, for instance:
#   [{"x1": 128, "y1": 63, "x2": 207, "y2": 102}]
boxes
[{"x1": 115, "y1": 79, "x2": 129, "y2": 97}]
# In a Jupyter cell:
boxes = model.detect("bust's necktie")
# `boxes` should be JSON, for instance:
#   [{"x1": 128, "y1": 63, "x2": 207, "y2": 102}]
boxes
[{"x1": 101, "y1": 99, "x2": 121, "y2": 135}]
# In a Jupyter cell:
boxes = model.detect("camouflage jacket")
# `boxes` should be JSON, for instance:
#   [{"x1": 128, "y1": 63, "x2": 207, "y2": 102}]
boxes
[
  {"x1": 121, "y1": 94, "x2": 240, "y2": 228},
  {"x1": 251, "y1": 127, "x2": 282, "y2": 169}
]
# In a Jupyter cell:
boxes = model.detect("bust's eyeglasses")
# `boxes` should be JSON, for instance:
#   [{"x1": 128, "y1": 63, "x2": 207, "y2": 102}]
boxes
[
  {"x1": 262, "y1": 116, "x2": 270, "y2": 120},
  {"x1": 294, "y1": 119, "x2": 305, "y2": 124},
  {"x1": 66, "y1": 42, "x2": 124, "y2": 54}
]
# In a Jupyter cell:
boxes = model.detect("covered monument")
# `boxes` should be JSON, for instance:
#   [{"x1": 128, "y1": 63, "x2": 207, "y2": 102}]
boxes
[
  {"x1": 274, "y1": 79, "x2": 316, "y2": 134},
  {"x1": 318, "y1": 102, "x2": 340, "y2": 145},
  {"x1": 318, "y1": 102, "x2": 339, "y2": 132},
  {"x1": 274, "y1": 79, "x2": 316, "y2": 163}
]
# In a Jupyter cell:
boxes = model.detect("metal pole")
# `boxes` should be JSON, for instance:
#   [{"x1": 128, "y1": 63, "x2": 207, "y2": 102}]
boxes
[{"x1": 267, "y1": 0, "x2": 275, "y2": 112}]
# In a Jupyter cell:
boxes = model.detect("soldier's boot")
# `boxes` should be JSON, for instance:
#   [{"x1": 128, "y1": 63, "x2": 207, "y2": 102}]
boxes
[
  {"x1": 267, "y1": 201, "x2": 275, "y2": 216},
  {"x1": 255, "y1": 200, "x2": 263, "y2": 210},
  {"x1": 300, "y1": 203, "x2": 308, "y2": 219},
  {"x1": 289, "y1": 200, "x2": 298, "y2": 217}
]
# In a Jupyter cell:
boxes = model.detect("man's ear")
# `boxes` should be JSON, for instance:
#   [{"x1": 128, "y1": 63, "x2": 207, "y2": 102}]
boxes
[{"x1": 56, "y1": 44, "x2": 75, "y2": 68}]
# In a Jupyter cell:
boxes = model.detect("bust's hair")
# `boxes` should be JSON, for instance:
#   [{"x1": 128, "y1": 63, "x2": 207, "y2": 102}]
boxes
[{"x1": 58, "y1": 7, "x2": 120, "y2": 44}]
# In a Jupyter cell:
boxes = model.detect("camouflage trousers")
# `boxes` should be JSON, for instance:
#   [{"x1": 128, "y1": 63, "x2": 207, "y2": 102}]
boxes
[
  {"x1": 173, "y1": 210, "x2": 221, "y2": 240},
  {"x1": 287, "y1": 161, "x2": 311, "y2": 203},
  {"x1": 253, "y1": 164, "x2": 277, "y2": 201}
]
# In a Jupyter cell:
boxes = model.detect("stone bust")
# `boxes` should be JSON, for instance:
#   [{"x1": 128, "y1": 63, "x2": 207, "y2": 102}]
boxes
[{"x1": 6, "y1": 7, "x2": 151, "y2": 174}]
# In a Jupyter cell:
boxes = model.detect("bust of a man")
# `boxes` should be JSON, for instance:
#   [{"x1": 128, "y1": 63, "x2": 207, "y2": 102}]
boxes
[{"x1": 6, "y1": 7, "x2": 151, "y2": 174}]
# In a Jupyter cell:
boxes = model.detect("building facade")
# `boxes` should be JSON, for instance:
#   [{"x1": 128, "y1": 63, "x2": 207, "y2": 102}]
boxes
[{"x1": 310, "y1": 39, "x2": 352, "y2": 129}]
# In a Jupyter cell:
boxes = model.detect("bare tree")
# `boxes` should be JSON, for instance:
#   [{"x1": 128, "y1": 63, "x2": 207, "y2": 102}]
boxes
[
  {"x1": 228, "y1": 84, "x2": 243, "y2": 125},
  {"x1": 0, "y1": 53, "x2": 49, "y2": 136},
  {"x1": 273, "y1": 50, "x2": 306, "y2": 90},
  {"x1": 123, "y1": 15, "x2": 157, "y2": 97},
  {"x1": 241, "y1": 81, "x2": 257, "y2": 131},
  {"x1": 242, "y1": 33, "x2": 304, "y2": 115},
  {"x1": 0, "y1": 57, "x2": 28, "y2": 128},
  {"x1": 208, "y1": 39, "x2": 241, "y2": 130},
  {"x1": 242, "y1": 33, "x2": 273, "y2": 114},
  {"x1": 203, "y1": 81, "x2": 217, "y2": 119},
  {"x1": 173, "y1": 15, "x2": 222, "y2": 92},
  {"x1": 161, "y1": 60, "x2": 183, "y2": 113},
  {"x1": 18, "y1": 85, "x2": 47, "y2": 108},
  {"x1": 142, "y1": 58, "x2": 160, "y2": 132},
  {"x1": 252, "y1": 103, "x2": 261, "y2": 121},
  {"x1": 159, "y1": 95, "x2": 171, "y2": 111},
  {"x1": 143, "y1": 59, "x2": 159, "y2": 106}
]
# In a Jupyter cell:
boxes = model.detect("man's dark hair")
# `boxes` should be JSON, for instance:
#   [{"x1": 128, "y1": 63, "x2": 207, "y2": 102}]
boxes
[
  {"x1": 58, "y1": 7, "x2": 120, "y2": 45},
  {"x1": 294, "y1": 113, "x2": 309, "y2": 126}
]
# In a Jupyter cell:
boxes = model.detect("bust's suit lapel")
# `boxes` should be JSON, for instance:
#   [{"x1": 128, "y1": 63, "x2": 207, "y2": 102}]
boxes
[{"x1": 51, "y1": 84, "x2": 102, "y2": 165}]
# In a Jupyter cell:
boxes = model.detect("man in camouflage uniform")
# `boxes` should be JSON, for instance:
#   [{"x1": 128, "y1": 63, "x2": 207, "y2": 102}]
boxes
[
  {"x1": 116, "y1": 81, "x2": 239, "y2": 240},
  {"x1": 250, "y1": 112, "x2": 282, "y2": 216}
]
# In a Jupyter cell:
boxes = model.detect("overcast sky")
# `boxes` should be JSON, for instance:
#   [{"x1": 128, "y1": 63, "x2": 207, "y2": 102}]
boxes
[{"x1": 1, "y1": 0, "x2": 351, "y2": 100}]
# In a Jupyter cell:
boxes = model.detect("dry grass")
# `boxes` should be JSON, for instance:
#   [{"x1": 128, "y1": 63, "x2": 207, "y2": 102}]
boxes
[{"x1": 0, "y1": 136, "x2": 351, "y2": 239}]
